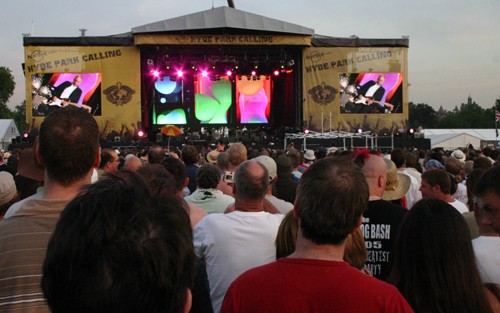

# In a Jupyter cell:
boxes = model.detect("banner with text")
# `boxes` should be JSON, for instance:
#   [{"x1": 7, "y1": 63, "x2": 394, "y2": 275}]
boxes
[
  {"x1": 303, "y1": 47, "x2": 408, "y2": 133},
  {"x1": 134, "y1": 34, "x2": 311, "y2": 46},
  {"x1": 25, "y1": 46, "x2": 141, "y2": 138}
]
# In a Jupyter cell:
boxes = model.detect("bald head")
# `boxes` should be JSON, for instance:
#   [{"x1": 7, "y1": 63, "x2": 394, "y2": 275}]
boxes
[
  {"x1": 123, "y1": 155, "x2": 142, "y2": 172},
  {"x1": 234, "y1": 160, "x2": 269, "y2": 201},
  {"x1": 360, "y1": 155, "x2": 387, "y2": 197}
]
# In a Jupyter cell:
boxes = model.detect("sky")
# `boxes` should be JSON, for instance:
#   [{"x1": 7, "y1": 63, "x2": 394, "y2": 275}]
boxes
[{"x1": 1, "y1": 0, "x2": 500, "y2": 112}]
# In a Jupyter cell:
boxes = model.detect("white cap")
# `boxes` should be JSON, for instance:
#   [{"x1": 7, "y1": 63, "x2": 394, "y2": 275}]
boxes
[{"x1": 253, "y1": 155, "x2": 277, "y2": 181}]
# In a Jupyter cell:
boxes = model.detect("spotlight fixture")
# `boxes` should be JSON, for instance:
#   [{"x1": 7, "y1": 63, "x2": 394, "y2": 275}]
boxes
[
  {"x1": 177, "y1": 70, "x2": 183, "y2": 78},
  {"x1": 273, "y1": 70, "x2": 280, "y2": 76},
  {"x1": 358, "y1": 128, "x2": 363, "y2": 134},
  {"x1": 226, "y1": 70, "x2": 232, "y2": 76},
  {"x1": 201, "y1": 70, "x2": 208, "y2": 77},
  {"x1": 251, "y1": 70, "x2": 256, "y2": 76},
  {"x1": 153, "y1": 70, "x2": 160, "y2": 78}
]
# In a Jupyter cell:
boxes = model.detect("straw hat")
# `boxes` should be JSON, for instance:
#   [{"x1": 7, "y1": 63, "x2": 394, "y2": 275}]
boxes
[
  {"x1": 206, "y1": 150, "x2": 219, "y2": 164},
  {"x1": 382, "y1": 159, "x2": 411, "y2": 201},
  {"x1": 304, "y1": 149, "x2": 316, "y2": 161},
  {"x1": 0, "y1": 172, "x2": 17, "y2": 206},
  {"x1": 450, "y1": 149, "x2": 466, "y2": 163}
]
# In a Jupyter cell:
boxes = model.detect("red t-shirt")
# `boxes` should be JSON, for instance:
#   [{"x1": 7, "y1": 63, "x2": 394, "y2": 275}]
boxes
[{"x1": 221, "y1": 258, "x2": 414, "y2": 313}]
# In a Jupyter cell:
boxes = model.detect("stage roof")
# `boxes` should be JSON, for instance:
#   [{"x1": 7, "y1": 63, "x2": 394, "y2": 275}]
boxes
[{"x1": 132, "y1": 6, "x2": 314, "y2": 35}]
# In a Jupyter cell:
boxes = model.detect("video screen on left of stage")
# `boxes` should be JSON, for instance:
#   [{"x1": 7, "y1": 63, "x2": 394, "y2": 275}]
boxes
[{"x1": 31, "y1": 73, "x2": 102, "y2": 116}]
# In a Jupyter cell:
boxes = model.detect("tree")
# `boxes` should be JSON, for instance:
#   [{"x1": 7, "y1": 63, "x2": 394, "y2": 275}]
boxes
[
  {"x1": 0, "y1": 66, "x2": 15, "y2": 119},
  {"x1": 12, "y1": 101, "x2": 26, "y2": 133},
  {"x1": 437, "y1": 101, "x2": 493, "y2": 128},
  {"x1": 408, "y1": 102, "x2": 438, "y2": 128},
  {"x1": 0, "y1": 66, "x2": 15, "y2": 104}
]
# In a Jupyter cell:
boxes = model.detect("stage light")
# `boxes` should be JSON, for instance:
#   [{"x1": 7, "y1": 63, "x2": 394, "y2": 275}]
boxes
[
  {"x1": 177, "y1": 70, "x2": 183, "y2": 78},
  {"x1": 23, "y1": 132, "x2": 29, "y2": 138},
  {"x1": 304, "y1": 129, "x2": 310, "y2": 134},
  {"x1": 273, "y1": 70, "x2": 280, "y2": 76},
  {"x1": 358, "y1": 128, "x2": 363, "y2": 134},
  {"x1": 153, "y1": 70, "x2": 160, "y2": 78},
  {"x1": 251, "y1": 70, "x2": 256, "y2": 76},
  {"x1": 409, "y1": 128, "x2": 414, "y2": 134},
  {"x1": 202, "y1": 70, "x2": 208, "y2": 77},
  {"x1": 226, "y1": 70, "x2": 232, "y2": 76},
  {"x1": 137, "y1": 130, "x2": 145, "y2": 138}
]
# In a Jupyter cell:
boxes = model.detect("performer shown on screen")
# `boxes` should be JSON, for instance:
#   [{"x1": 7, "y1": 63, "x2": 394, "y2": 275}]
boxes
[
  {"x1": 49, "y1": 75, "x2": 91, "y2": 113},
  {"x1": 352, "y1": 75, "x2": 393, "y2": 113}
]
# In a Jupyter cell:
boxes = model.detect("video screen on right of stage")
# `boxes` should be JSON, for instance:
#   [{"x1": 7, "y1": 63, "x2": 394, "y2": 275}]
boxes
[{"x1": 339, "y1": 72, "x2": 403, "y2": 114}]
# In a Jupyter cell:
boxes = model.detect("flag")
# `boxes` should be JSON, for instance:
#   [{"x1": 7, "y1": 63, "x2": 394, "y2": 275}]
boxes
[{"x1": 496, "y1": 110, "x2": 499, "y2": 138}]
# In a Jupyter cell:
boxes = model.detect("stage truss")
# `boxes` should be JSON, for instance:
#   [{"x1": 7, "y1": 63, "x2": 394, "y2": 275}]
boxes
[{"x1": 284, "y1": 130, "x2": 396, "y2": 151}]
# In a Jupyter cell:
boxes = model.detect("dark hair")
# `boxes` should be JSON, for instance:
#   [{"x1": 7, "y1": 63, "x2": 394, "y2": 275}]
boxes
[
  {"x1": 474, "y1": 165, "x2": 500, "y2": 198},
  {"x1": 197, "y1": 164, "x2": 221, "y2": 189},
  {"x1": 405, "y1": 151, "x2": 422, "y2": 173},
  {"x1": 148, "y1": 146, "x2": 165, "y2": 164},
  {"x1": 474, "y1": 156, "x2": 493, "y2": 171},
  {"x1": 287, "y1": 149, "x2": 300, "y2": 168},
  {"x1": 444, "y1": 157, "x2": 463, "y2": 183},
  {"x1": 387, "y1": 199, "x2": 493, "y2": 313},
  {"x1": 41, "y1": 171, "x2": 196, "y2": 313},
  {"x1": 99, "y1": 149, "x2": 115, "y2": 168},
  {"x1": 181, "y1": 145, "x2": 199, "y2": 165},
  {"x1": 39, "y1": 106, "x2": 99, "y2": 186},
  {"x1": 466, "y1": 168, "x2": 486, "y2": 209},
  {"x1": 421, "y1": 169, "x2": 452, "y2": 195},
  {"x1": 216, "y1": 151, "x2": 230, "y2": 172},
  {"x1": 234, "y1": 160, "x2": 268, "y2": 201},
  {"x1": 297, "y1": 158, "x2": 368, "y2": 245},
  {"x1": 390, "y1": 148, "x2": 405, "y2": 168},
  {"x1": 161, "y1": 157, "x2": 187, "y2": 192},
  {"x1": 136, "y1": 164, "x2": 176, "y2": 197}
]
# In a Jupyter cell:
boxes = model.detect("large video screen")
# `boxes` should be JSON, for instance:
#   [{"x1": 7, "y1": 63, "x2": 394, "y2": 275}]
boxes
[
  {"x1": 339, "y1": 72, "x2": 403, "y2": 114},
  {"x1": 31, "y1": 73, "x2": 102, "y2": 116},
  {"x1": 154, "y1": 76, "x2": 192, "y2": 125},
  {"x1": 236, "y1": 75, "x2": 271, "y2": 124},
  {"x1": 194, "y1": 75, "x2": 232, "y2": 124}
]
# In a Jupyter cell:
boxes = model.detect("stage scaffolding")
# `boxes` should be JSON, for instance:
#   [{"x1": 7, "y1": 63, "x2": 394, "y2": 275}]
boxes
[{"x1": 284, "y1": 130, "x2": 395, "y2": 151}]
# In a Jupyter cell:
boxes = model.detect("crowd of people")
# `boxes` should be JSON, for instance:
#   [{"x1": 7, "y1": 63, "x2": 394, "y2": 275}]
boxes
[{"x1": 0, "y1": 106, "x2": 499, "y2": 312}]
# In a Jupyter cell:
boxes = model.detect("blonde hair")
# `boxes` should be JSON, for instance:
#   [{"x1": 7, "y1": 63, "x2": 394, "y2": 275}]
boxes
[
  {"x1": 344, "y1": 229, "x2": 368, "y2": 270},
  {"x1": 227, "y1": 143, "x2": 247, "y2": 167}
]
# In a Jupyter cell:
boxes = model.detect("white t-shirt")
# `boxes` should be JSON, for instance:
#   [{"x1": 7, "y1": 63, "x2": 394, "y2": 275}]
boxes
[
  {"x1": 448, "y1": 199, "x2": 469, "y2": 214},
  {"x1": 453, "y1": 183, "x2": 468, "y2": 206},
  {"x1": 472, "y1": 236, "x2": 500, "y2": 284},
  {"x1": 400, "y1": 169, "x2": 422, "y2": 209},
  {"x1": 185, "y1": 188, "x2": 234, "y2": 214},
  {"x1": 265, "y1": 194, "x2": 294, "y2": 214},
  {"x1": 193, "y1": 210, "x2": 284, "y2": 312}
]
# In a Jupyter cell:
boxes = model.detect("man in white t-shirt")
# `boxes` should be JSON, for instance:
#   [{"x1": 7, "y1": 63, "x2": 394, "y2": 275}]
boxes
[
  {"x1": 472, "y1": 166, "x2": 500, "y2": 284},
  {"x1": 420, "y1": 169, "x2": 468, "y2": 213},
  {"x1": 185, "y1": 163, "x2": 234, "y2": 214},
  {"x1": 193, "y1": 160, "x2": 283, "y2": 312}
]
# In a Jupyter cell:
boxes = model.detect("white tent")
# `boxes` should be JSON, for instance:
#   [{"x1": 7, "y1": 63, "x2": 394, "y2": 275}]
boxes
[
  {"x1": 422, "y1": 129, "x2": 498, "y2": 150},
  {"x1": 0, "y1": 119, "x2": 20, "y2": 150}
]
